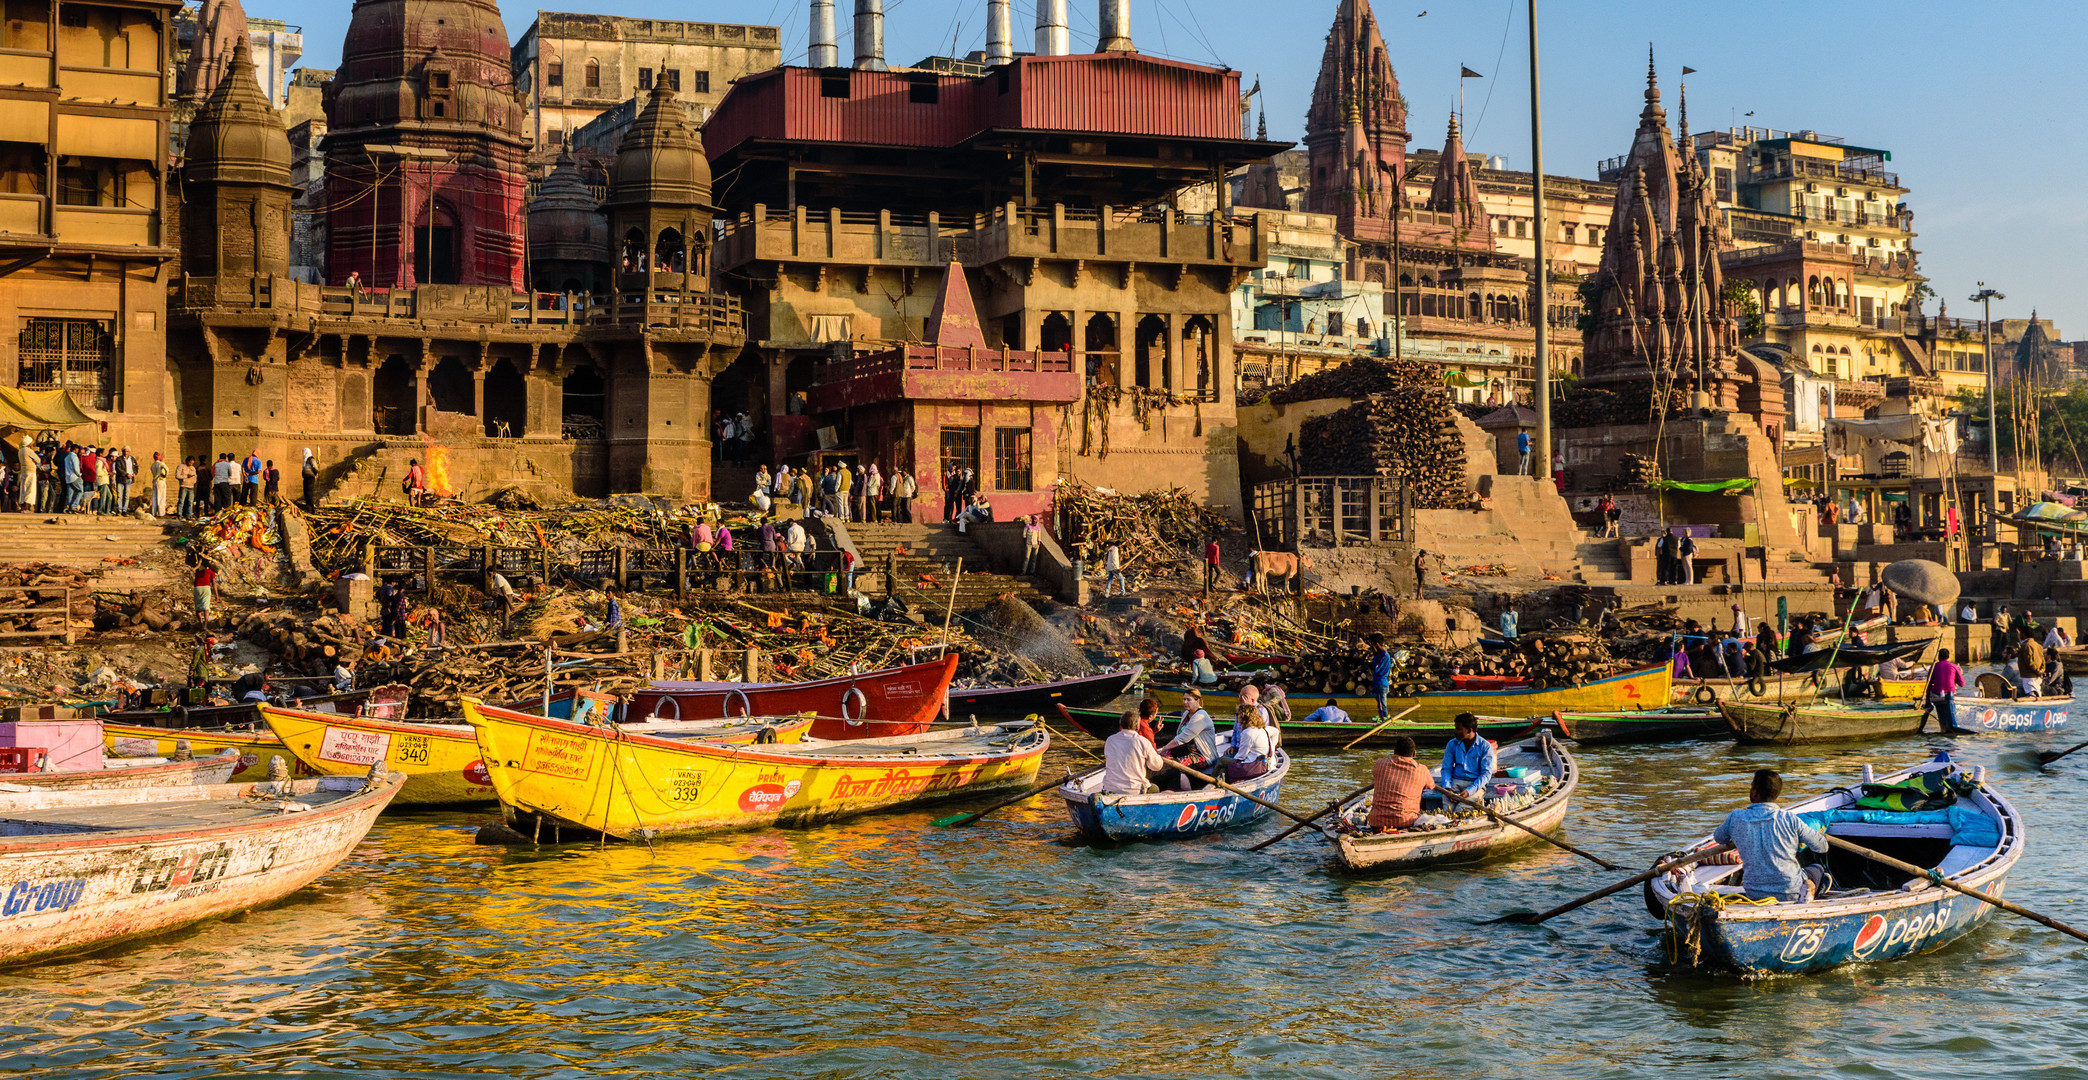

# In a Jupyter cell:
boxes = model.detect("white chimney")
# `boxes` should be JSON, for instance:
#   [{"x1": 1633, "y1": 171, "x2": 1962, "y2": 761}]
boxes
[
  {"x1": 1097, "y1": 0, "x2": 1133, "y2": 53},
  {"x1": 853, "y1": 0, "x2": 885, "y2": 71},
  {"x1": 985, "y1": 0, "x2": 1013, "y2": 65},
  {"x1": 1034, "y1": 0, "x2": 1069, "y2": 56},
  {"x1": 809, "y1": 0, "x2": 838, "y2": 67}
]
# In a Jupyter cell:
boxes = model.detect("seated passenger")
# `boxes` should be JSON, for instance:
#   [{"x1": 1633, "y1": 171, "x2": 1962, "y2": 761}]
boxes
[
  {"x1": 1188, "y1": 649, "x2": 1219, "y2": 685},
  {"x1": 1101, "y1": 711, "x2": 1164, "y2": 795},
  {"x1": 1437, "y1": 712, "x2": 1497, "y2": 803},
  {"x1": 1213, "y1": 709, "x2": 1274, "y2": 782},
  {"x1": 1135, "y1": 696, "x2": 1163, "y2": 744},
  {"x1": 1303, "y1": 698, "x2": 1351, "y2": 724},
  {"x1": 1156, "y1": 688, "x2": 1217, "y2": 792},
  {"x1": 1365, "y1": 736, "x2": 1434, "y2": 831},
  {"x1": 1711, "y1": 768, "x2": 1829, "y2": 902}
]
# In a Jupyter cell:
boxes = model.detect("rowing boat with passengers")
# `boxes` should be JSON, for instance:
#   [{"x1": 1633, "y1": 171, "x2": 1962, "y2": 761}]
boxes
[
  {"x1": 1052, "y1": 704, "x2": 1538, "y2": 748},
  {"x1": 1323, "y1": 732, "x2": 1580, "y2": 873},
  {"x1": 1146, "y1": 665, "x2": 1671, "y2": 728},
  {"x1": 1059, "y1": 750, "x2": 1292, "y2": 842}
]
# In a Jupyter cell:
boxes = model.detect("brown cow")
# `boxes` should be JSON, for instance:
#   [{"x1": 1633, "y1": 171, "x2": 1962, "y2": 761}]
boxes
[{"x1": 1247, "y1": 550, "x2": 1311, "y2": 595}]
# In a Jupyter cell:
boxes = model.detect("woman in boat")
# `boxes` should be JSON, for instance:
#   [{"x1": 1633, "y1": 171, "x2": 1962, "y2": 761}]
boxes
[
  {"x1": 1134, "y1": 697, "x2": 1163, "y2": 744},
  {"x1": 1156, "y1": 689, "x2": 1217, "y2": 792},
  {"x1": 1235, "y1": 683, "x2": 1278, "y2": 749},
  {"x1": 1712, "y1": 768, "x2": 1830, "y2": 902},
  {"x1": 1217, "y1": 709, "x2": 1274, "y2": 782}
]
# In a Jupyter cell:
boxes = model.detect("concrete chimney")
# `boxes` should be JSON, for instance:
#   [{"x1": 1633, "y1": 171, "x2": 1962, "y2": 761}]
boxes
[
  {"x1": 985, "y1": 0, "x2": 1013, "y2": 65},
  {"x1": 1097, "y1": 0, "x2": 1134, "y2": 53},
  {"x1": 809, "y1": 0, "x2": 838, "y2": 67},
  {"x1": 853, "y1": 0, "x2": 885, "y2": 71},
  {"x1": 1034, "y1": 0, "x2": 1069, "y2": 55}
]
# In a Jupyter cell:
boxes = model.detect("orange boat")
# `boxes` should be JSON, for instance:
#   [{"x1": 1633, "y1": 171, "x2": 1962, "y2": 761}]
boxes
[{"x1": 624, "y1": 653, "x2": 958, "y2": 740}]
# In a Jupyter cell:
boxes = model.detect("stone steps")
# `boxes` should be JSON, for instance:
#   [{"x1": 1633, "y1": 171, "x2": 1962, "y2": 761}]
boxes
[
  {"x1": 0, "y1": 516, "x2": 176, "y2": 569},
  {"x1": 845, "y1": 523, "x2": 1050, "y2": 607}
]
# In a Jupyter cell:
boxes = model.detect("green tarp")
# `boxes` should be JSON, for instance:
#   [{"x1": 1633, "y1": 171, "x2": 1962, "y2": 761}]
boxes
[{"x1": 1652, "y1": 478, "x2": 1758, "y2": 493}]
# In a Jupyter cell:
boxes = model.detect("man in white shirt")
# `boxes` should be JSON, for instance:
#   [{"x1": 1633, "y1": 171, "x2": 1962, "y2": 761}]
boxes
[
  {"x1": 1730, "y1": 604, "x2": 1748, "y2": 637},
  {"x1": 1156, "y1": 689, "x2": 1217, "y2": 791},
  {"x1": 1303, "y1": 699, "x2": 1351, "y2": 724},
  {"x1": 1101, "y1": 711, "x2": 1164, "y2": 795}
]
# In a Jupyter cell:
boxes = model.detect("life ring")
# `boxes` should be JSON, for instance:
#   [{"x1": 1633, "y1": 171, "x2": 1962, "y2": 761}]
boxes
[
  {"x1": 725, "y1": 688, "x2": 752, "y2": 719},
  {"x1": 1692, "y1": 685, "x2": 1718, "y2": 706},
  {"x1": 1747, "y1": 676, "x2": 1767, "y2": 696},
  {"x1": 841, "y1": 685, "x2": 869, "y2": 726},
  {"x1": 653, "y1": 694, "x2": 682, "y2": 721}
]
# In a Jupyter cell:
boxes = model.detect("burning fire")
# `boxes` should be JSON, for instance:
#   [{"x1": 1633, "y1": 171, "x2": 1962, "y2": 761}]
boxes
[{"x1": 425, "y1": 443, "x2": 453, "y2": 497}]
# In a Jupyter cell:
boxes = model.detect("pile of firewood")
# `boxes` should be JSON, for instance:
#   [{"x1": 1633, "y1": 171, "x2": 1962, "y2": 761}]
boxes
[
  {"x1": 1619, "y1": 453, "x2": 1661, "y2": 487},
  {"x1": 1266, "y1": 357, "x2": 1443, "y2": 405},
  {"x1": 94, "y1": 591, "x2": 192, "y2": 635},
  {"x1": 1460, "y1": 632, "x2": 1625, "y2": 689},
  {"x1": 1298, "y1": 391, "x2": 1467, "y2": 508},
  {"x1": 358, "y1": 644, "x2": 647, "y2": 717},
  {"x1": 1055, "y1": 479, "x2": 1232, "y2": 575},
  {"x1": 235, "y1": 609, "x2": 365, "y2": 676}
]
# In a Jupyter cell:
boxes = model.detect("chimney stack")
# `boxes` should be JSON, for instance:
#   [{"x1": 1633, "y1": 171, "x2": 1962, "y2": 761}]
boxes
[
  {"x1": 853, "y1": 0, "x2": 885, "y2": 71},
  {"x1": 985, "y1": 0, "x2": 1013, "y2": 65},
  {"x1": 1097, "y1": 0, "x2": 1134, "y2": 53},
  {"x1": 808, "y1": 0, "x2": 838, "y2": 67},
  {"x1": 1034, "y1": 0, "x2": 1069, "y2": 56}
]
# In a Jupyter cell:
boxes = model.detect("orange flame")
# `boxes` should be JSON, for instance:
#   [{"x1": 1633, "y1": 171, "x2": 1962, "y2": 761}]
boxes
[{"x1": 425, "y1": 444, "x2": 453, "y2": 497}]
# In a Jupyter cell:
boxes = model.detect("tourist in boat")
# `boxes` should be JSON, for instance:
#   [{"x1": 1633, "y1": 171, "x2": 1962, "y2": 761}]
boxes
[
  {"x1": 1363, "y1": 736, "x2": 1433, "y2": 831},
  {"x1": 1712, "y1": 768, "x2": 1831, "y2": 902},
  {"x1": 1234, "y1": 683, "x2": 1277, "y2": 746},
  {"x1": 2045, "y1": 623, "x2": 2072, "y2": 651},
  {"x1": 1157, "y1": 689, "x2": 1217, "y2": 791},
  {"x1": 1258, "y1": 682, "x2": 1292, "y2": 725},
  {"x1": 1134, "y1": 697, "x2": 1163, "y2": 744},
  {"x1": 1101, "y1": 711, "x2": 1165, "y2": 795},
  {"x1": 1216, "y1": 709, "x2": 1275, "y2": 782},
  {"x1": 1438, "y1": 713, "x2": 1497, "y2": 802},
  {"x1": 1188, "y1": 649, "x2": 1219, "y2": 685},
  {"x1": 2017, "y1": 636, "x2": 2046, "y2": 698},
  {"x1": 1303, "y1": 698, "x2": 1351, "y2": 724}
]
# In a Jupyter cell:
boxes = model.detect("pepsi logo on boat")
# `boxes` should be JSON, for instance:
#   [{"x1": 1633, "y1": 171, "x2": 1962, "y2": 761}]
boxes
[{"x1": 1850, "y1": 914, "x2": 1889, "y2": 958}]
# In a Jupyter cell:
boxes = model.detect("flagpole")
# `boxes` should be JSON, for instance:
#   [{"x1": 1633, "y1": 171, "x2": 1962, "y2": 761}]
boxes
[{"x1": 1529, "y1": 0, "x2": 1551, "y2": 480}]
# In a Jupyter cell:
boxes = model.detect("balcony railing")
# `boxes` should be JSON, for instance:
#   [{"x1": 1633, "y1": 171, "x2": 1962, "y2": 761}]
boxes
[{"x1": 175, "y1": 275, "x2": 746, "y2": 336}]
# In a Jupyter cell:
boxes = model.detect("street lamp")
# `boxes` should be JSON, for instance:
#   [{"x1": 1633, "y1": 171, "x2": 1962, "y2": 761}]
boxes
[{"x1": 1970, "y1": 283, "x2": 2004, "y2": 474}]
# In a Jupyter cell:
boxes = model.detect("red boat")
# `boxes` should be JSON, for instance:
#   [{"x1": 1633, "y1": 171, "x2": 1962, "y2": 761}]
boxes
[
  {"x1": 624, "y1": 653, "x2": 958, "y2": 740},
  {"x1": 1449, "y1": 674, "x2": 1531, "y2": 691}
]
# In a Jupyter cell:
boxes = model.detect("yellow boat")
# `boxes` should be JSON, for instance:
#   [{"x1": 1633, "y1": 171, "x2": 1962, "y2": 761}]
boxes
[
  {"x1": 261, "y1": 705, "x2": 816, "y2": 806},
  {"x1": 1148, "y1": 664, "x2": 1674, "y2": 725},
  {"x1": 462, "y1": 697, "x2": 1049, "y2": 839},
  {"x1": 103, "y1": 722, "x2": 313, "y2": 783}
]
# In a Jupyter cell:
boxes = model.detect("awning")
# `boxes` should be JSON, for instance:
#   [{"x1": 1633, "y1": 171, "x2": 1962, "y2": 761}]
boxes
[
  {"x1": 1444, "y1": 371, "x2": 1489, "y2": 389},
  {"x1": 0, "y1": 387, "x2": 92, "y2": 432},
  {"x1": 1769, "y1": 639, "x2": 1930, "y2": 674},
  {"x1": 1654, "y1": 478, "x2": 1757, "y2": 493}
]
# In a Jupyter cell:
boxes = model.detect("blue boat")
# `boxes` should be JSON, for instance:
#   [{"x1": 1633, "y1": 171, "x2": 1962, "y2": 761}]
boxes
[
  {"x1": 1647, "y1": 754, "x2": 2023, "y2": 976},
  {"x1": 1059, "y1": 751, "x2": 1290, "y2": 841},
  {"x1": 1945, "y1": 695, "x2": 2072, "y2": 734}
]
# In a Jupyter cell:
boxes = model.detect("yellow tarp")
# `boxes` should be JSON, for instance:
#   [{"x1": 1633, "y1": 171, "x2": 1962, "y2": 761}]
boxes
[{"x1": 0, "y1": 387, "x2": 91, "y2": 431}]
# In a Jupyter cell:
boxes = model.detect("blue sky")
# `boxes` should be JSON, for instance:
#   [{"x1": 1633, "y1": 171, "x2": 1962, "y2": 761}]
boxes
[{"x1": 283, "y1": 0, "x2": 2084, "y2": 334}]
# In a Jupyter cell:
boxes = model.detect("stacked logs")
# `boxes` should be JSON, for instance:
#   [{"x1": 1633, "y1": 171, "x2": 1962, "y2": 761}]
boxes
[
  {"x1": 1299, "y1": 392, "x2": 1467, "y2": 508},
  {"x1": 1274, "y1": 632, "x2": 1630, "y2": 697},
  {"x1": 0, "y1": 564, "x2": 93, "y2": 638},
  {"x1": 1460, "y1": 633, "x2": 1623, "y2": 690},
  {"x1": 1619, "y1": 453, "x2": 1661, "y2": 487},
  {"x1": 94, "y1": 591, "x2": 192, "y2": 635},
  {"x1": 1267, "y1": 357, "x2": 1443, "y2": 405},
  {"x1": 236, "y1": 610, "x2": 364, "y2": 677}
]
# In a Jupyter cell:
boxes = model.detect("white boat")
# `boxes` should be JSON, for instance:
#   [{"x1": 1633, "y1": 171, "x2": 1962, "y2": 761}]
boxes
[
  {"x1": 0, "y1": 749, "x2": 242, "y2": 791},
  {"x1": 1325, "y1": 733, "x2": 1579, "y2": 872},
  {"x1": 0, "y1": 769, "x2": 405, "y2": 966}
]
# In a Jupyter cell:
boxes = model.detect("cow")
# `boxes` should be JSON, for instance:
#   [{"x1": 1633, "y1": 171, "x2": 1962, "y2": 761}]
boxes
[{"x1": 1246, "y1": 550, "x2": 1311, "y2": 596}]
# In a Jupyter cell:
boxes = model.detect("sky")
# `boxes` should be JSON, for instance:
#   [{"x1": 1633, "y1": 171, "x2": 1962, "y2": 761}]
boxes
[{"x1": 280, "y1": 0, "x2": 2086, "y2": 334}]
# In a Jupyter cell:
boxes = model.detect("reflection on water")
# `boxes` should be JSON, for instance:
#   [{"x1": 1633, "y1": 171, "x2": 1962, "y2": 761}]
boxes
[{"x1": 4, "y1": 727, "x2": 2088, "y2": 1077}]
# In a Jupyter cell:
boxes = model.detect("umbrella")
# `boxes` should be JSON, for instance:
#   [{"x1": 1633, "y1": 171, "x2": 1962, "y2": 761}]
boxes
[{"x1": 1879, "y1": 558, "x2": 1959, "y2": 609}]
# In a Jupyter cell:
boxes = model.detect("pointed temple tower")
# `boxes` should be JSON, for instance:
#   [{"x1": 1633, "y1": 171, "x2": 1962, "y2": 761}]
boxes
[
  {"x1": 1302, "y1": 0, "x2": 1407, "y2": 238},
  {"x1": 1424, "y1": 111, "x2": 1490, "y2": 240}
]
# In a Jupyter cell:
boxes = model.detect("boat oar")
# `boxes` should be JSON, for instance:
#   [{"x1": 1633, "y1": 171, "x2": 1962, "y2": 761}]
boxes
[
  {"x1": 1159, "y1": 760, "x2": 1320, "y2": 828},
  {"x1": 2036, "y1": 737, "x2": 2088, "y2": 765},
  {"x1": 1822, "y1": 834, "x2": 2088, "y2": 944},
  {"x1": 1340, "y1": 704, "x2": 1422, "y2": 750},
  {"x1": 930, "y1": 767, "x2": 1100, "y2": 828},
  {"x1": 1433, "y1": 786, "x2": 1619, "y2": 870},
  {"x1": 1486, "y1": 843, "x2": 1736, "y2": 925},
  {"x1": 1247, "y1": 783, "x2": 1374, "y2": 852}
]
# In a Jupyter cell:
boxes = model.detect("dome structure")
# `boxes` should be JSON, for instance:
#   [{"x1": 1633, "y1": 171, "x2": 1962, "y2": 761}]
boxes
[
  {"x1": 527, "y1": 152, "x2": 610, "y2": 295},
  {"x1": 184, "y1": 48, "x2": 292, "y2": 186},
  {"x1": 604, "y1": 86, "x2": 712, "y2": 212},
  {"x1": 180, "y1": 48, "x2": 295, "y2": 279},
  {"x1": 326, "y1": 0, "x2": 523, "y2": 138}
]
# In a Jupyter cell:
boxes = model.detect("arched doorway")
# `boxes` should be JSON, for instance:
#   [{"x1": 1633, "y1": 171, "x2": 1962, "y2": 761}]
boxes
[
  {"x1": 1134, "y1": 315, "x2": 1168, "y2": 389},
  {"x1": 413, "y1": 199, "x2": 459, "y2": 285},
  {"x1": 483, "y1": 358, "x2": 525, "y2": 437},
  {"x1": 563, "y1": 364, "x2": 608, "y2": 496},
  {"x1": 1083, "y1": 313, "x2": 1117, "y2": 385},
  {"x1": 655, "y1": 228, "x2": 685, "y2": 274},
  {"x1": 620, "y1": 229, "x2": 646, "y2": 274},
  {"x1": 427, "y1": 356, "x2": 474, "y2": 415},
  {"x1": 1040, "y1": 312, "x2": 1072, "y2": 353},
  {"x1": 1183, "y1": 315, "x2": 1215, "y2": 400},
  {"x1": 373, "y1": 355, "x2": 416, "y2": 435}
]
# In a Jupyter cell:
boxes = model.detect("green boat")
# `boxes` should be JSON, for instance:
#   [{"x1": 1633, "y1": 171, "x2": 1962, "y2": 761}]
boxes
[
  {"x1": 1551, "y1": 706, "x2": 1725, "y2": 745},
  {"x1": 1054, "y1": 705, "x2": 1538, "y2": 748}
]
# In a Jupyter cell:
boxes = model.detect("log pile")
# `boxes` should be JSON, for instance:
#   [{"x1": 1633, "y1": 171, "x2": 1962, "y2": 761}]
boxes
[
  {"x1": 1298, "y1": 392, "x2": 1466, "y2": 508},
  {"x1": 1055, "y1": 479, "x2": 1232, "y2": 576},
  {"x1": 234, "y1": 609, "x2": 366, "y2": 676},
  {"x1": 1460, "y1": 632, "x2": 1624, "y2": 689},
  {"x1": 1619, "y1": 453, "x2": 1661, "y2": 487},
  {"x1": 94, "y1": 591, "x2": 193, "y2": 635},
  {"x1": 1265, "y1": 357, "x2": 1443, "y2": 405}
]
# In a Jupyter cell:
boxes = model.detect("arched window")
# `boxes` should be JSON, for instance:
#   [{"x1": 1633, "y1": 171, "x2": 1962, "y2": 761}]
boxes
[
  {"x1": 655, "y1": 228, "x2": 685, "y2": 274},
  {"x1": 621, "y1": 228, "x2": 646, "y2": 273},
  {"x1": 584, "y1": 58, "x2": 600, "y2": 89}
]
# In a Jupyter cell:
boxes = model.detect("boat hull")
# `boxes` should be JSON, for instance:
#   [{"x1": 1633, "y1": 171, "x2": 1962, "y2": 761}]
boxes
[
  {"x1": 1946, "y1": 696, "x2": 2072, "y2": 734},
  {"x1": 628, "y1": 654, "x2": 958, "y2": 740},
  {"x1": 464, "y1": 699, "x2": 1047, "y2": 838},
  {"x1": 102, "y1": 723, "x2": 313, "y2": 782},
  {"x1": 1721, "y1": 701, "x2": 1929, "y2": 744},
  {"x1": 949, "y1": 667, "x2": 1140, "y2": 716},
  {"x1": 1328, "y1": 735, "x2": 1578, "y2": 873},
  {"x1": 0, "y1": 773, "x2": 404, "y2": 966},
  {"x1": 1551, "y1": 708, "x2": 1725, "y2": 745},
  {"x1": 0, "y1": 750, "x2": 242, "y2": 790},
  {"x1": 1148, "y1": 665, "x2": 1670, "y2": 727},
  {"x1": 1060, "y1": 751, "x2": 1288, "y2": 841},
  {"x1": 1053, "y1": 705, "x2": 1534, "y2": 748}
]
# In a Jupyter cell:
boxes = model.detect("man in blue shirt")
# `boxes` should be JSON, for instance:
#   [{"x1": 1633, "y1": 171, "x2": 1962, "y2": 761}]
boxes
[
  {"x1": 1712, "y1": 769, "x2": 1829, "y2": 902},
  {"x1": 1439, "y1": 713, "x2": 1497, "y2": 799},
  {"x1": 1515, "y1": 430, "x2": 1532, "y2": 475},
  {"x1": 1367, "y1": 633, "x2": 1393, "y2": 719},
  {"x1": 1303, "y1": 698, "x2": 1351, "y2": 724},
  {"x1": 1499, "y1": 603, "x2": 1519, "y2": 640}
]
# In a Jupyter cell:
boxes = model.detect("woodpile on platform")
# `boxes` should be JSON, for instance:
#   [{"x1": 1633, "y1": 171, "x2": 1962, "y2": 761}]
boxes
[
  {"x1": 1298, "y1": 392, "x2": 1466, "y2": 508},
  {"x1": 1264, "y1": 357, "x2": 1442, "y2": 405}
]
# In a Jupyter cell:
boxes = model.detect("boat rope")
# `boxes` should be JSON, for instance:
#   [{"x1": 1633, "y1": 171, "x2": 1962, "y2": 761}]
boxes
[{"x1": 1663, "y1": 891, "x2": 1778, "y2": 967}]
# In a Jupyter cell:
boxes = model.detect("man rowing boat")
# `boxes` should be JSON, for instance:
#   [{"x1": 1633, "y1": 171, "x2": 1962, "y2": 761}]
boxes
[
  {"x1": 1712, "y1": 768, "x2": 1829, "y2": 902},
  {"x1": 1365, "y1": 736, "x2": 1433, "y2": 831}
]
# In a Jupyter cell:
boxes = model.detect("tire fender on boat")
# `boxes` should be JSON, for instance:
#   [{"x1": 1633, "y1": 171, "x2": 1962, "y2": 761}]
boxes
[
  {"x1": 841, "y1": 685, "x2": 869, "y2": 725},
  {"x1": 1693, "y1": 685, "x2": 1718, "y2": 706}
]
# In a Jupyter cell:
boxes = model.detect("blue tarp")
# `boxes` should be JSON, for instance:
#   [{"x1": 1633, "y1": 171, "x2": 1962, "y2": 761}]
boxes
[{"x1": 1797, "y1": 805, "x2": 2001, "y2": 849}]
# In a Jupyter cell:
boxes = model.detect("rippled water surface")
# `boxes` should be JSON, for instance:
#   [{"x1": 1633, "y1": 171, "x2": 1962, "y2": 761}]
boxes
[{"x1": 6, "y1": 720, "x2": 2088, "y2": 1078}]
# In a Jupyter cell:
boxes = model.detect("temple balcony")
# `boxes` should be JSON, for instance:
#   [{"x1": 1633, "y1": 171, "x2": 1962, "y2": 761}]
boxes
[
  {"x1": 171, "y1": 276, "x2": 745, "y2": 337},
  {"x1": 805, "y1": 345, "x2": 1080, "y2": 412}
]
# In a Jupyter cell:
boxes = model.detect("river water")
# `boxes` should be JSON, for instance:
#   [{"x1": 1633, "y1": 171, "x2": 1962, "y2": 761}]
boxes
[{"x1": 4, "y1": 724, "x2": 2087, "y2": 1078}]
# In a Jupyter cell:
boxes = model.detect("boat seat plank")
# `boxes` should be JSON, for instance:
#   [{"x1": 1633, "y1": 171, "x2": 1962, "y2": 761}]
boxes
[{"x1": 1823, "y1": 822, "x2": 1955, "y2": 841}]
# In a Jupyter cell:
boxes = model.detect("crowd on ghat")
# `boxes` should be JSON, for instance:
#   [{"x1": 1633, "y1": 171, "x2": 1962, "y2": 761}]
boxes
[{"x1": 0, "y1": 437, "x2": 326, "y2": 519}]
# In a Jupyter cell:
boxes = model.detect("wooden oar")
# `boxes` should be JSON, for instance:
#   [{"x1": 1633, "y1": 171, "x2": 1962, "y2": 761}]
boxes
[
  {"x1": 1486, "y1": 844, "x2": 1736, "y2": 925},
  {"x1": 1823, "y1": 834, "x2": 2088, "y2": 944},
  {"x1": 930, "y1": 766, "x2": 1099, "y2": 828},
  {"x1": 2037, "y1": 737, "x2": 2088, "y2": 765},
  {"x1": 1159, "y1": 759, "x2": 1319, "y2": 828},
  {"x1": 1341, "y1": 704, "x2": 1422, "y2": 750},
  {"x1": 1247, "y1": 783, "x2": 1374, "y2": 852},
  {"x1": 1433, "y1": 786, "x2": 1619, "y2": 870}
]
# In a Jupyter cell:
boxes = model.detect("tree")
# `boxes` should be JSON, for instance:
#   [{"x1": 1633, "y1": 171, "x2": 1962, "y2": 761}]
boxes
[{"x1": 1722, "y1": 278, "x2": 1763, "y2": 340}]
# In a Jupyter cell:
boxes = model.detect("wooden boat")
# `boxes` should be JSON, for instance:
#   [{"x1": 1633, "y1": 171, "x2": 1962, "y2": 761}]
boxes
[
  {"x1": 625, "y1": 653, "x2": 958, "y2": 740},
  {"x1": 1648, "y1": 755, "x2": 2021, "y2": 976},
  {"x1": 1059, "y1": 750, "x2": 1291, "y2": 842},
  {"x1": 1147, "y1": 665, "x2": 1671, "y2": 727},
  {"x1": 948, "y1": 666, "x2": 1140, "y2": 717},
  {"x1": 463, "y1": 697, "x2": 1047, "y2": 839},
  {"x1": 2054, "y1": 644, "x2": 2088, "y2": 676},
  {"x1": 1324, "y1": 733, "x2": 1578, "y2": 872},
  {"x1": 97, "y1": 687, "x2": 387, "y2": 730},
  {"x1": 1943, "y1": 696, "x2": 2072, "y2": 734},
  {"x1": 1053, "y1": 704, "x2": 1537, "y2": 748},
  {"x1": 1551, "y1": 707, "x2": 1725, "y2": 744},
  {"x1": 0, "y1": 749, "x2": 243, "y2": 791},
  {"x1": 1672, "y1": 672, "x2": 1824, "y2": 705},
  {"x1": 1220, "y1": 648, "x2": 1294, "y2": 671},
  {"x1": 0, "y1": 770, "x2": 405, "y2": 966},
  {"x1": 1720, "y1": 699, "x2": 1930, "y2": 744},
  {"x1": 261, "y1": 705, "x2": 813, "y2": 806},
  {"x1": 103, "y1": 723, "x2": 311, "y2": 783}
]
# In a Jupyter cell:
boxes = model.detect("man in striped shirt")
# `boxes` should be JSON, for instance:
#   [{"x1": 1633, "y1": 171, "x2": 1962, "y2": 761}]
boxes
[{"x1": 1365, "y1": 736, "x2": 1433, "y2": 831}]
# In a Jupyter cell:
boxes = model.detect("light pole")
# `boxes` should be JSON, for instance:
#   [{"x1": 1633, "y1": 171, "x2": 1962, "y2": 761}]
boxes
[
  {"x1": 1528, "y1": 0, "x2": 1550, "y2": 477},
  {"x1": 1970, "y1": 283, "x2": 2003, "y2": 474}
]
